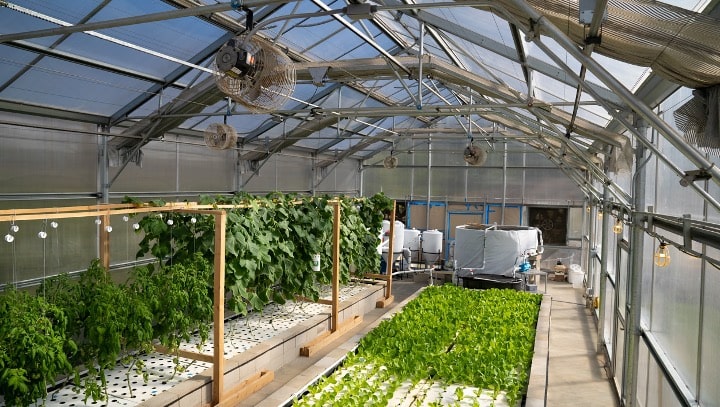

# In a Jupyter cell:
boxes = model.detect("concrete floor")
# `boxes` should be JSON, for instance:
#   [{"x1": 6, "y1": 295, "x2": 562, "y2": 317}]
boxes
[
  {"x1": 543, "y1": 278, "x2": 620, "y2": 407},
  {"x1": 239, "y1": 276, "x2": 620, "y2": 406}
]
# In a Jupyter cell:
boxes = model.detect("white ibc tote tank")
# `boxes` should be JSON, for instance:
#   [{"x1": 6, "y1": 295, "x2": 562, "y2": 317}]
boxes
[{"x1": 422, "y1": 229, "x2": 443, "y2": 265}]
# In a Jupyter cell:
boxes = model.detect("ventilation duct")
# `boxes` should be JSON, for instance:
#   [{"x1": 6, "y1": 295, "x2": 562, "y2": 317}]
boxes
[{"x1": 674, "y1": 85, "x2": 720, "y2": 156}]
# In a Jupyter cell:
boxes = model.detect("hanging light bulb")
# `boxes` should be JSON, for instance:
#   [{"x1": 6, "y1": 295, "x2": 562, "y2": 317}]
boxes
[
  {"x1": 10, "y1": 224, "x2": 19, "y2": 233},
  {"x1": 38, "y1": 231, "x2": 48, "y2": 239},
  {"x1": 654, "y1": 242, "x2": 671, "y2": 267},
  {"x1": 104, "y1": 225, "x2": 113, "y2": 233},
  {"x1": 167, "y1": 219, "x2": 174, "y2": 226},
  {"x1": 95, "y1": 218, "x2": 102, "y2": 225},
  {"x1": 122, "y1": 215, "x2": 129, "y2": 222},
  {"x1": 132, "y1": 223, "x2": 140, "y2": 230},
  {"x1": 190, "y1": 217, "x2": 197, "y2": 224},
  {"x1": 4, "y1": 233, "x2": 14, "y2": 243},
  {"x1": 613, "y1": 219, "x2": 623, "y2": 234},
  {"x1": 50, "y1": 221, "x2": 59, "y2": 229}
]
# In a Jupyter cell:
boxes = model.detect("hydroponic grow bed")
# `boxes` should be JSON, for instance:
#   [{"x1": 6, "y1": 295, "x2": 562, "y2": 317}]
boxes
[
  {"x1": 9, "y1": 283, "x2": 372, "y2": 407},
  {"x1": 294, "y1": 285, "x2": 542, "y2": 407}
]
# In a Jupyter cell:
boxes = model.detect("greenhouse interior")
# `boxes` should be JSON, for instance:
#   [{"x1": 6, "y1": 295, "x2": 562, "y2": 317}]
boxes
[{"x1": 1, "y1": 0, "x2": 720, "y2": 406}]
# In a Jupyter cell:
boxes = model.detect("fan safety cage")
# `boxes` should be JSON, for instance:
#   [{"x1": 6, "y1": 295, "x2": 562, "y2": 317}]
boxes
[{"x1": 214, "y1": 35, "x2": 296, "y2": 114}]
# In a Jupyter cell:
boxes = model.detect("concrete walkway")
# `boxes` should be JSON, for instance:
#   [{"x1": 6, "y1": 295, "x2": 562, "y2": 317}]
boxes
[
  {"x1": 240, "y1": 278, "x2": 620, "y2": 406},
  {"x1": 544, "y1": 279, "x2": 619, "y2": 406}
]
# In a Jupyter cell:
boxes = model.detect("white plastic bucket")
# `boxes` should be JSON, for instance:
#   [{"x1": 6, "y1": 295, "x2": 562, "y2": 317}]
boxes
[{"x1": 568, "y1": 264, "x2": 583, "y2": 288}]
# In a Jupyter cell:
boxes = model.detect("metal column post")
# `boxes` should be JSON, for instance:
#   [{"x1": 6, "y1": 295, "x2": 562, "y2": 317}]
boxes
[
  {"x1": 98, "y1": 125, "x2": 109, "y2": 204},
  {"x1": 623, "y1": 142, "x2": 648, "y2": 406},
  {"x1": 426, "y1": 137, "x2": 432, "y2": 229},
  {"x1": 597, "y1": 182, "x2": 610, "y2": 353}
]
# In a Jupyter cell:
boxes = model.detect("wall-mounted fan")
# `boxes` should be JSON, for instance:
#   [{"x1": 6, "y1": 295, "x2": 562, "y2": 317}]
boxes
[
  {"x1": 214, "y1": 34, "x2": 296, "y2": 113},
  {"x1": 463, "y1": 144, "x2": 487, "y2": 166},
  {"x1": 204, "y1": 123, "x2": 237, "y2": 150},
  {"x1": 383, "y1": 154, "x2": 399, "y2": 169}
]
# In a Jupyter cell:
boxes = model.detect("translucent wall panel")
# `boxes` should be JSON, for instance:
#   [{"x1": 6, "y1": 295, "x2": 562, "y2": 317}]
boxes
[
  {"x1": 700, "y1": 246, "x2": 720, "y2": 406},
  {"x1": 640, "y1": 229, "x2": 656, "y2": 328},
  {"x1": 640, "y1": 339, "x2": 685, "y2": 407},
  {"x1": 617, "y1": 245, "x2": 628, "y2": 315},
  {"x1": 316, "y1": 160, "x2": 360, "y2": 195},
  {"x1": 708, "y1": 155, "x2": 720, "y2": 223},
  {"x1": 0, "y1": 199, "x2": 99, "y2": 287},
  {"x1": 0, "y1": 118, "x2": 97, "y2": 194},
  {"x1": 603, "y1": 276, "x2": 616, "y2": 353},
  {"x1": 650, "y1": 233, "x2": 701, "y2": 394},
  {"x1": 364, "y1": 167, "x2": 414, "y2": 198},
  {"x1": 110, "y1": 136, "x2": 233, "y2": 194},
  {"x1": 523, "y1": 168, "x2": 584, "y2": 204},
  {"x1": 177, "y1": 136, "x2": 235, "y2": 192},
  {"x1": 567, "y1": 207, "x2": 583, "y2": 240}
]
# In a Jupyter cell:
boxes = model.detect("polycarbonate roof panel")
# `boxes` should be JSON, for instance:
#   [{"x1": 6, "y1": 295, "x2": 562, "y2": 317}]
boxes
[
  {"x1": 585, "y1": 53, "x2": 650, "y2": 92},
  {"x1": 2, "y1": 56, "x2": 154, "y2": 115},
  {"x1": 83, "y1": 0, "x2": 225, "y2": 76},
  {"x1": 9, "y1": 0, "x2": 102, "y2": 22},
  {"x1": 0, "y1": 5, "x2": 63, "y2": 47},
  {"x1": 0, "y1": 45, "x2": 39, "y2": 85},
  {"x1": 127, "y1": 86, "x2": 183, "y2": 119}
]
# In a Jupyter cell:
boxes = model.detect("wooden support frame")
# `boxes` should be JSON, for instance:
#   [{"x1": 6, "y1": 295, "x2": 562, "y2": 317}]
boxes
[
  {"x1": 1, "y1": 197, "x2": 389, "y2": 401},
  {"x1": 299, "y1": 201, "x2": 363, "y2": 357},
  {"x1": 0, "y1": 203, "x2": 274, "y2": 406},
  {"x1": 375, "y1": 200, "x2": 396, "y2": 308}
]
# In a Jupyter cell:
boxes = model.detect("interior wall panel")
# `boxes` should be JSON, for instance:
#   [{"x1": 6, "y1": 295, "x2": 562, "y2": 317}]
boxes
[
  {"x1": 650, "y1": 232, "x2": 701, "y2": 394},
  {"x1": 700, "y1": 246, "x2": 720, "y2": 406},
  {"x1": 0, "y1": 122, "x2": 97, "y2": 194}
]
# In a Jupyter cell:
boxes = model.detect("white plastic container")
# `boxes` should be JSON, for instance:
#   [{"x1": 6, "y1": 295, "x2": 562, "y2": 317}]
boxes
[
  {"x1": 390, "y1": 221, "x2": 405, "y2": 254},
  {"x1": 403, "y1": 228, "x2": 421, "y2": 251},
  {"x1": 422, "y1": 229, "x2": 443, "y2": 264},
  {"x1": 568, "y1": 264, "x2": 584, "y2": 288}
]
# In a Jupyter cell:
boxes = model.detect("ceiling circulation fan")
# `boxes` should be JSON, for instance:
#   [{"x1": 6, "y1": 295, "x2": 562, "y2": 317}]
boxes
[{"x1": 213, "y1": 9, "x2": 296, "y2": 113}]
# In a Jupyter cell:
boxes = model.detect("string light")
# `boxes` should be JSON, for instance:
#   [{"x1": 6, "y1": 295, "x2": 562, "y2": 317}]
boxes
[
  {"x1": 132, "y1": 223, "x2": 140, "y2": 230},
  {"x1": 50, "y1": 221, "x2": 59, "y2": 229},
  {"x1": 654, "y1": 242, "x2": 671, "y2": 267},
  {"x1": 10, "y1": 224, "x2": 19, "y2": 233},
  {"x1": 613, "y1": 218, "x2": 623, "y2": 234},
  {"x1": 4, "y1": 233, "x2": 14, "y2": 243},
  {"x1": 94, "y1": 218, "x2": 102, "y2": 225},
  {"x1": 122, "y1": 215, "x2": 129, "y2": 222},
  {"x1": 38, "y1": 231, "x2": 47, "y2": 239},
  {"x1": 104, "y1": 225, "x2": 113, "y2": 233}
]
